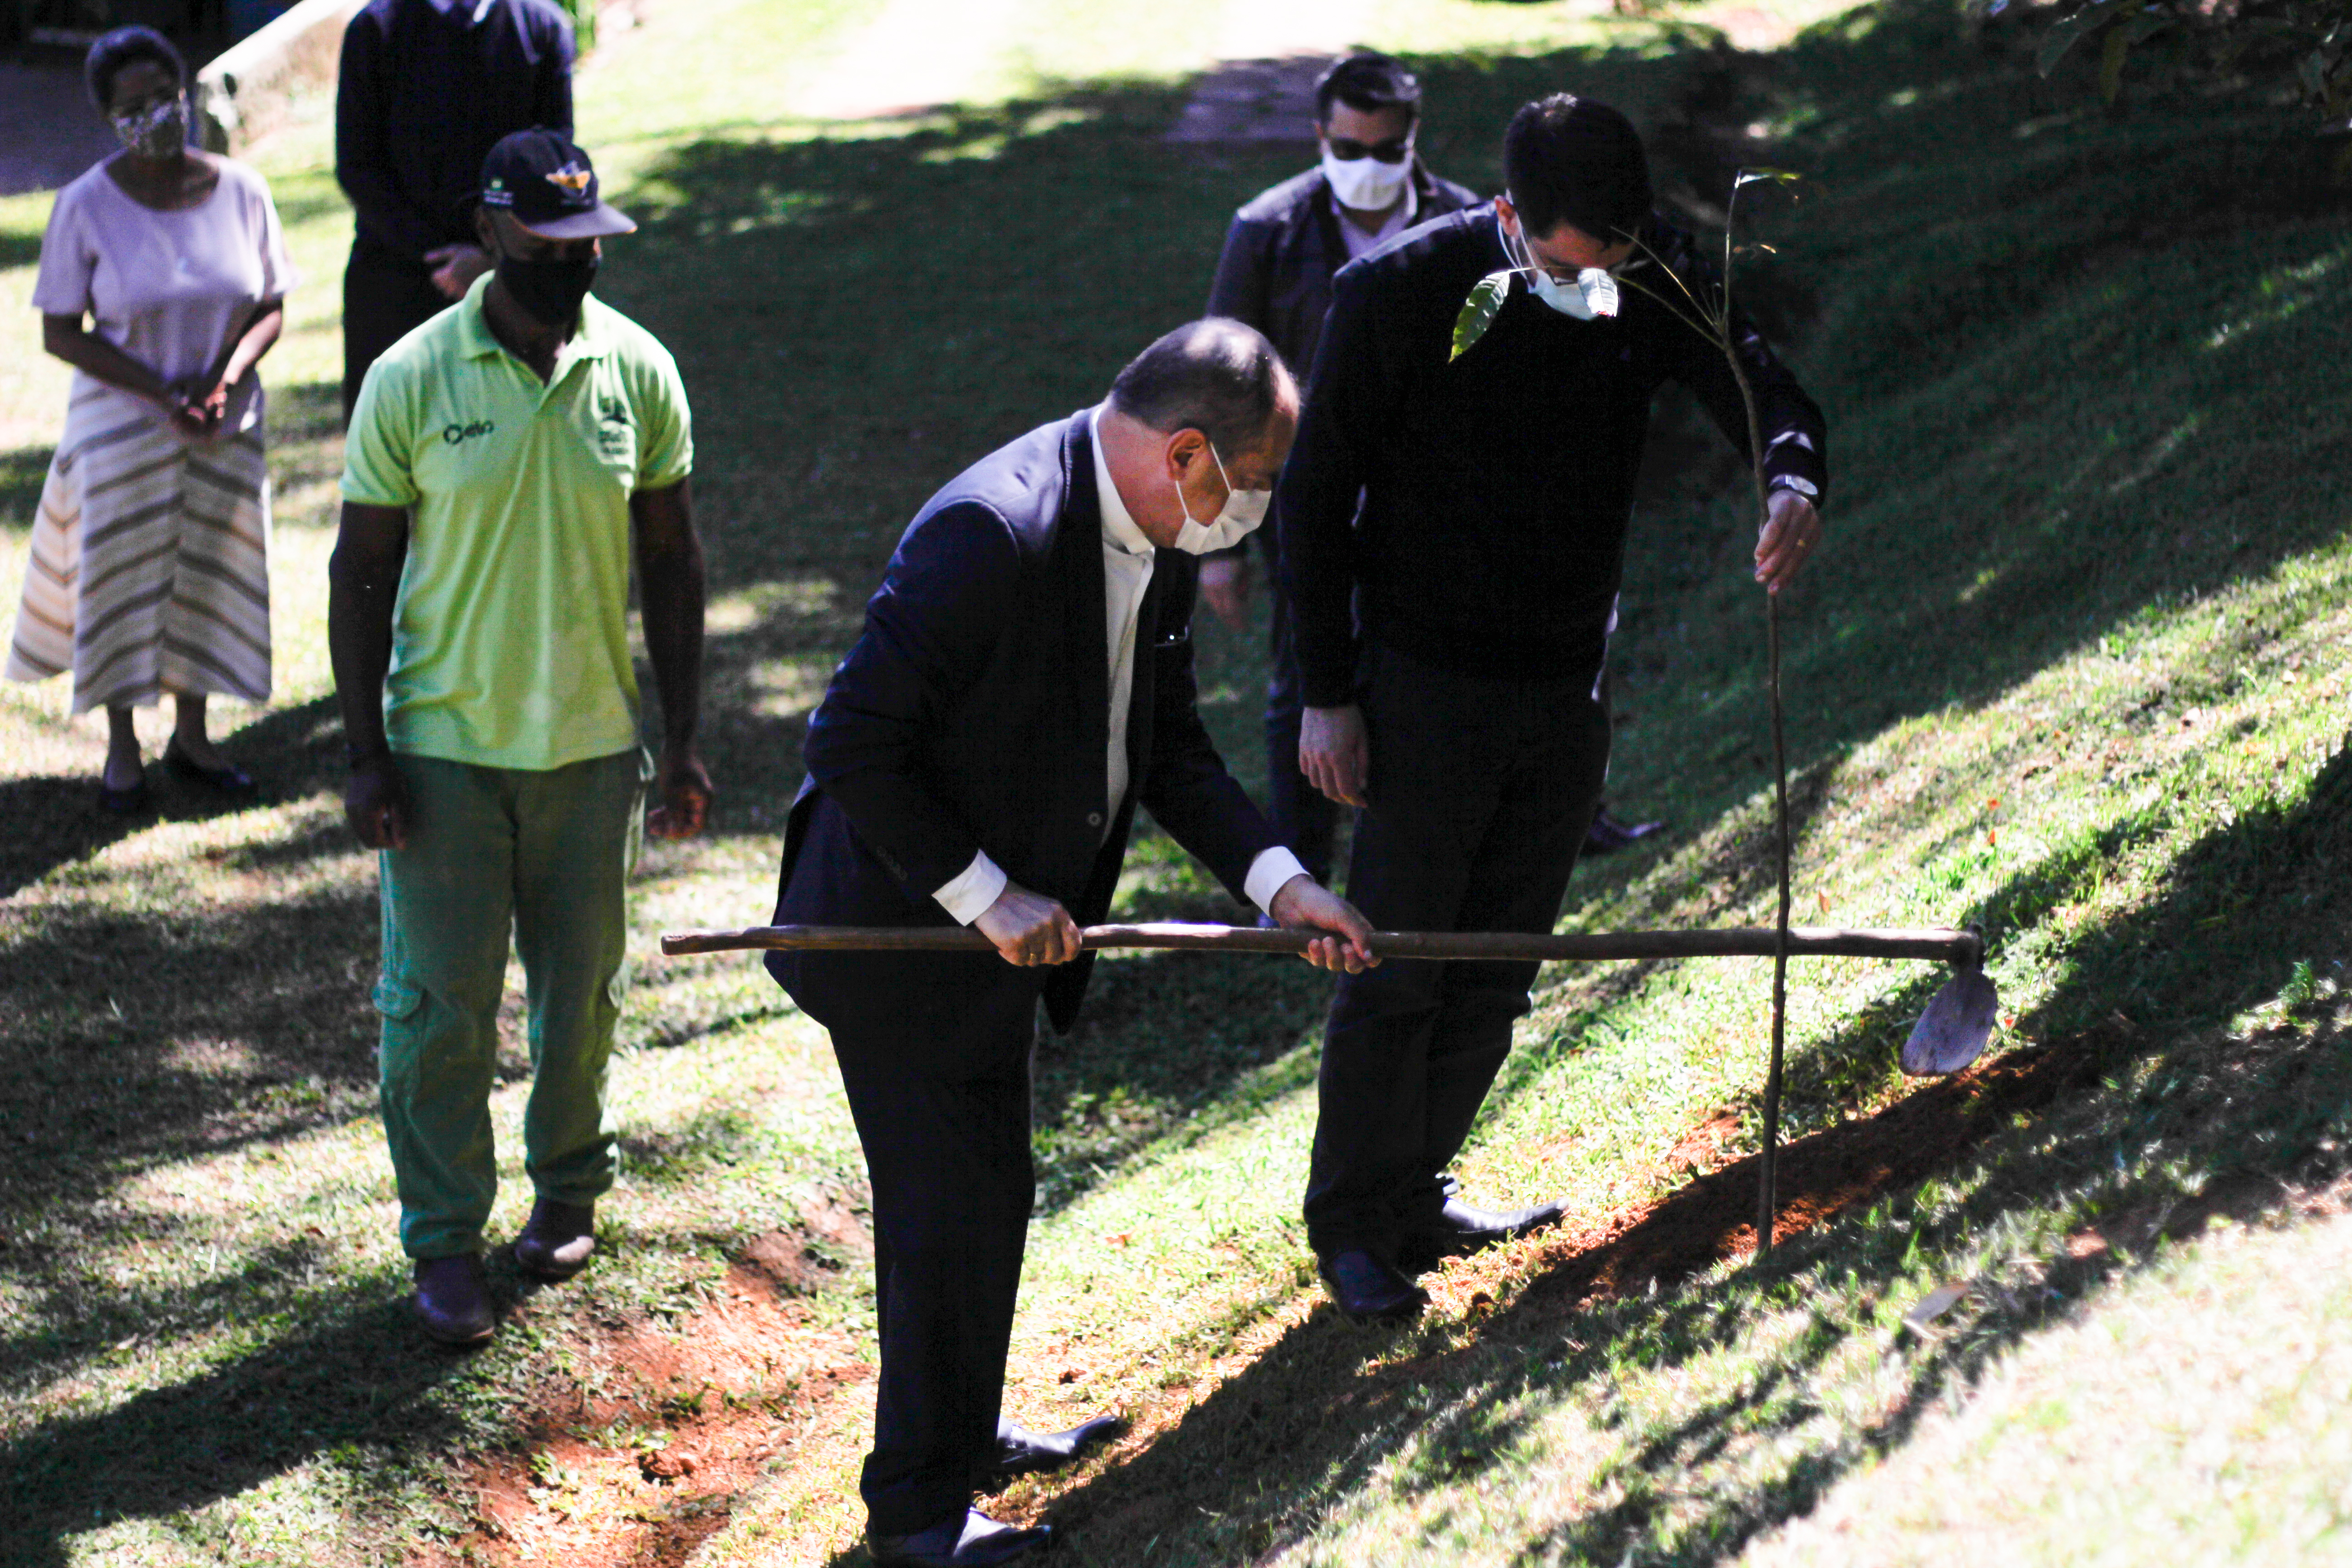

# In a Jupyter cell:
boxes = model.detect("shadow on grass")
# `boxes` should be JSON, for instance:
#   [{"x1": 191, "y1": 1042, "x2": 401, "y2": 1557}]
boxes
[
  {"x1": 0, "y1": 882, "x2": 385, "y2": 1206},
  {"x1": 1023, "y1": 739, "x2": 2352, "y2": 1566},
  {"x1": 0, "y1": 1284, "x2": 488, "y2": 1564},
  {"x1": 0, "y1": 441, "x2": 46, "y2": 525},
  {"x1": 0, "y1": 696, "x2": 350, "y2": 898},
  {"x1": 1032, "y1": 939, "x2": 1332, "y2": 1217}
]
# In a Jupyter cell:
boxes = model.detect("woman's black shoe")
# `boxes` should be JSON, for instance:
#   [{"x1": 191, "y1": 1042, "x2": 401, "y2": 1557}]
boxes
[
  {"x1": 96, "y1": 773, "x2": 150, "y2": 815},
  {"x1": 164, "y1": 736, "x2": 256, "y2": 794}
]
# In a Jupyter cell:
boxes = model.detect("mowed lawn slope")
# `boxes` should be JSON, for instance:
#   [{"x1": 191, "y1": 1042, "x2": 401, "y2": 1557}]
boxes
[{"x1": 3, "y1": 0, "x2": 2350, "y2": 1563}]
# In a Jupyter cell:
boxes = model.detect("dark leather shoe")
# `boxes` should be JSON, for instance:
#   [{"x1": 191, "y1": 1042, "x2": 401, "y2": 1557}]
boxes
[
  {"x1": 163, "y1": 736, "x2": 256, "y2": 795},
  {"x1": 413, "y1": 1254, "x2": 495, "y2": 1344},
  {"x1": 1582, "y1": 804, "x2": 1662, "y2": 857},
  {"x1": 989, "y1": 1414, "x2": 1125, "y2": 1484},
  {"x1": 868, "y1": 1509, "x2": 1053, "y2": 1565},
  {"x1": 1397, "y1": 1194, "x2": 1568, "y2": 1275},
  {"x1": 513, "y1": 1197, "x2": 597, "y2": 1280},
  {"x1": 1318, "y1": 1249, "x2": 1426, "y2": 1324}
]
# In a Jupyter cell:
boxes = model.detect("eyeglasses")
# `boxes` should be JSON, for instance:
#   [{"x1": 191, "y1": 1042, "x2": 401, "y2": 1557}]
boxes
[{"x1": 1324, "y1": 134, "x2": 1414, "y2": 164}]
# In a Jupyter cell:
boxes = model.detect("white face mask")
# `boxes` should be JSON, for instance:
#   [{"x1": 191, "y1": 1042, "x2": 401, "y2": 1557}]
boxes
[
  {"x1": 1171, "y1": 440, "x2": 1270, "y2": 555},
  {"x1": 1322, "y1": 137, "x2": 1413, "y2": 212},
  {"x1": 1502, "y1": 218, "x2": 1621, "y2": 321}
]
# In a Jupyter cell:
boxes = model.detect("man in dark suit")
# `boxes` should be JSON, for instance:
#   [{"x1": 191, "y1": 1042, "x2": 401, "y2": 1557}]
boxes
[
  {"x1": 767, "y1": 320, "x2": 1375, "y2": 1567},
  {"x1": 1281, "y1": 95, "x2": 1829, "y2": 1323},
  {"x1": 1199, "y1": 51, "x2": 1480, "y2": 889},
  {"x1": 334, "y1": 0, "x2": 575, "y2": 421}
]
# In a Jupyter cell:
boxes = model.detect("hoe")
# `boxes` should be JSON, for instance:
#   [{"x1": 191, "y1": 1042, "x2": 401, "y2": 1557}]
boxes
[{"x1": 659, "y1": 916, "x2": 1999, "y2": 1256}]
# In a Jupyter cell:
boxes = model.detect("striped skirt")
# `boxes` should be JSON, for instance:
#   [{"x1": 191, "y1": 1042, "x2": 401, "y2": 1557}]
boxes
[{"x1": 5, "y1": 387, "x2": 273, "y2": 714}]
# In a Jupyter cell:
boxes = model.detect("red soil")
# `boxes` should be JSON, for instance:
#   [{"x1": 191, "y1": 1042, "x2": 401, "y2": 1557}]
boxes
[
  {"x1": 1519, "y1": 1032, "x2": 2106, "y2": 1303},
  {"x1": 411, "y1": 1227, "x2": 872, "y2": 1568}
]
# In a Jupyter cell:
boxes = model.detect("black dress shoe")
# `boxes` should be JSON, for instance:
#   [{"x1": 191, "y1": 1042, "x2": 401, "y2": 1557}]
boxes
[
  {"x1": 1317, "y1": 1249, "x2": 1427, "y2": 1324},
  {"x1": 988, "y1": 1414, "x2": 1125, "y2": 1484},
  {"x1": 413, "y1": 1254, "x2": 495, "y2": 1344},
  {"x1": 513, "y1": 1197, "x2": 597, "y2": 1280},
  {"x1": 164, "y1": 736, "x2": 256, "y2": 795},
  {"x1": 868, "y1": 1509, "x2": 1053, "y2": 1565},
  {"x1": 1396, "y1": 1194, "x2": 1568, "y2": 1276}
]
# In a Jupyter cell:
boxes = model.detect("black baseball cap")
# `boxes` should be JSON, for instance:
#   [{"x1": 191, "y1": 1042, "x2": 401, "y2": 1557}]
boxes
[{"x1": 479, "y1": 128, "x2": 636, "y2": 240}]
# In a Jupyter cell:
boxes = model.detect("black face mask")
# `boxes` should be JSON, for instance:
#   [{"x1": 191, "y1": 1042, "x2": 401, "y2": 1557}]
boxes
[{"x1": 496, "y1": 250, "x2": 598, "y2": 327}]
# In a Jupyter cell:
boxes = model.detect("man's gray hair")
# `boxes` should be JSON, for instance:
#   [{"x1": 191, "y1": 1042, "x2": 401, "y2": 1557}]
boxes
[{"x1": 1108, "y1": 318, "x2": 1294, "y2": 456}]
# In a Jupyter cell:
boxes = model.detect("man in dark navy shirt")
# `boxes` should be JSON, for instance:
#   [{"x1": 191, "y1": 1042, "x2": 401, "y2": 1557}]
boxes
[
  {"x1": 1200, "y1": 51, "x2": 1479, "y2": 890},
  {"x1": 334, "y1": 0, "x2": 574, "y2": 418},
  {"x1": 1279, "y1": 94, "x2": 1829, "y2": 1322}
]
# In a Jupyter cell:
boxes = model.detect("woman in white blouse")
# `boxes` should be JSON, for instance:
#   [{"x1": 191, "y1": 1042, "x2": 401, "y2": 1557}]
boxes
[{"x1": 6, "y1": 26, "x2": 298, "y2": 813}]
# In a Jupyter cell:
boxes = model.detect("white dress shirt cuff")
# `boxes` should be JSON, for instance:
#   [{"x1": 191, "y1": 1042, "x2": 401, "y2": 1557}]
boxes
[
  {"x1": 1244, "y1": 846, "x2": 1312, "y2": 917},
  {"x1": 933, "y1": 850, "x2": 1009, "y2": 926}
]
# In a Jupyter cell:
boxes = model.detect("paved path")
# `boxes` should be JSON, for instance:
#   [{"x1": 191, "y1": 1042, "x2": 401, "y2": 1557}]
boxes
[
  {"x1": 1164, "y1": 54, "x2": 1330, "y2": 146},
  {"x1": 0, "y1": 58, "x2": 118, "y2": 197},
  {"x1": 785, "y1": 0, "x2": 1366, "y2": 132}
]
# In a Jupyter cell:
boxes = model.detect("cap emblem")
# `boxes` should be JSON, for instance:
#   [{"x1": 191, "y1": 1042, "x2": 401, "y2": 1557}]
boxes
[{"x1": 544, "y1": 163, "x2": 593, "y2": 196}]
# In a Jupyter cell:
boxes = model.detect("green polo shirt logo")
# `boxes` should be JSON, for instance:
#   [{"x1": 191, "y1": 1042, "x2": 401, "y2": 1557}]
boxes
[{"x1": 339, "y1": 274, "x2": 694, "y2": 772}]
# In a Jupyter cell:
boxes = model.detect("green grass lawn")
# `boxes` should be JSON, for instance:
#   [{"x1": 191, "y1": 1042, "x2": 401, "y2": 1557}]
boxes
[{"x1": 4, "y1": 0, "x2": 2350, "y2": 1562}]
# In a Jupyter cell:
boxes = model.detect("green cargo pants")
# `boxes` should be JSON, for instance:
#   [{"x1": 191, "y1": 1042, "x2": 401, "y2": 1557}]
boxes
[{"x1": 374, "y1": 747, "x2": 648, "y2": 1260}]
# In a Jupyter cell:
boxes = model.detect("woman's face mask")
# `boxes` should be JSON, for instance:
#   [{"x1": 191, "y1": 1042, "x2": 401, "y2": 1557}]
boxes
[
  {"x1": 110, "y1": 95, "x2": 188, "y2": 160},
  {"x1": 1170, "y1": 439, "x2": 1271, "y2": 555}
]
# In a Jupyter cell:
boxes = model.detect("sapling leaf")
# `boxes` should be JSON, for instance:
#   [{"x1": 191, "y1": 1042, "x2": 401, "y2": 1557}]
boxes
[{"x1": 1450, "y1": 270, "x2": 1514, "y2": 362}]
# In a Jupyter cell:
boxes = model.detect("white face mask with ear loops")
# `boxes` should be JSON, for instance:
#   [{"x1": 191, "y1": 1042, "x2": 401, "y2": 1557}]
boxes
[{"x1": 1170, "y1": 440, "x2": 1270, "y2": 555}]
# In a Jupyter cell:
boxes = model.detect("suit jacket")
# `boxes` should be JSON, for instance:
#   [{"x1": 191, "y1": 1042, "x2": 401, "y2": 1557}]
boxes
[
  {"x1": 1203, "y1": 159, "x2": 1482, "y2": 577},
  {"x1": 768, "y1": 409, "x2": 1280, "y2": 1041}
]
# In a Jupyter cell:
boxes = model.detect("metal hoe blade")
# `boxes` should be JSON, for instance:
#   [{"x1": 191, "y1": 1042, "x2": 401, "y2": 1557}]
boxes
[{"x1": 1901, "y1": 964, "x2": 1999, "y2": 1077}]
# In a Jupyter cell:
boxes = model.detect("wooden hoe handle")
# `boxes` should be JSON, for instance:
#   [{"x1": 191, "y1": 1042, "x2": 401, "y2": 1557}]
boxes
[{"x1": 660, "y1": 922, "x2": 1984, "y2": 967}]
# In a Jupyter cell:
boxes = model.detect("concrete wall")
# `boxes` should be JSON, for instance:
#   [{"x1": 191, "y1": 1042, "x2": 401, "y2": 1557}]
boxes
[{"x1": 193, "y1": 0, "x2": 364, "y2": 153}]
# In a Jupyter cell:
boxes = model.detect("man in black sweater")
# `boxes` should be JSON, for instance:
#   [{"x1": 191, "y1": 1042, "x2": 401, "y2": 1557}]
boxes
[
  {"x1": 334, "y1": 0, "x2": 575, "y2": 420},
  {"x1": 1280, "y1": 94, "x2": 1828, "y2": 1321},
  {"x1": 1201, "y1": 51, "x2": 1480, "y2": 889}
]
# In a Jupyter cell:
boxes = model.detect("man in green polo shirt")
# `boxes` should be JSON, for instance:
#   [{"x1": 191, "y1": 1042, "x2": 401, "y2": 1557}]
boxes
[{"x1": 331, "y1": 128, "x2": 711, "y2": 1345}]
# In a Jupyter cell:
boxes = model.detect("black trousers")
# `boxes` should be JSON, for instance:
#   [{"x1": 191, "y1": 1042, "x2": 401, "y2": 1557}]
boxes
[
  {"x1": 342, "y1": 236, "x2": 451, "y2": 421},
  {"x1": 830, "y1": 975, "x2": 1041, "y2": 1537},
  {"x1": 1303, "y1": 641, "x2": 1611, "y2": 1258},
  {"x1": 1263, "y1": 581, "x2": 1341, "y2": 888}
]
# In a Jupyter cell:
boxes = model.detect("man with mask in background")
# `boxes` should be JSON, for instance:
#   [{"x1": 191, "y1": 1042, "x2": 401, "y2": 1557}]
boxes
[
  {"x1": 766, "y1": 319, "x2": 1376, "y2": 1565},
  {"x1": 1199, "y1": 51, "x2": 1479, "y2": 893},
  {"x1": 335, "y1": 0, "x2": 575, "y2": 422},
  {"x1": 331, "y1": 129, "x2": 713, "y2": 1344},
  {"x1": 1281, "y1": 95, "x2": 1829, "y2": 1323}
]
